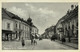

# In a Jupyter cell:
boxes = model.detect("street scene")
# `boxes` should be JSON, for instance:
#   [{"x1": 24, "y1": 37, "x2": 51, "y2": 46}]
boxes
[{"x1": 2, "y1": 3, "x2": 78, "y2": 50}]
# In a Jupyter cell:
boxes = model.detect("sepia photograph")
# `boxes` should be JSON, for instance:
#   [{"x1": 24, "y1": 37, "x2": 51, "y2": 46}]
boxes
[{"x1": 2, "y1": 2, "x2": 78, "y2": 50}]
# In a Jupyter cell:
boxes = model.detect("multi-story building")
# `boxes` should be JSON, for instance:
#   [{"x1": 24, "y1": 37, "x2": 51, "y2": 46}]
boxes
[
  {"x1": 12, "y1": 16, "x2": 22, "y2": 40},
  {"x1": 2, "y1": 8, "x2": 16, "y2": 41},
  {"x1": 56, "y1": 5, "x2": 78, "y2": 43},
  {"x1": 31, "y1": 25, "x2": 39, "y2": 38},
  {"x1": 42, "y1": 25, "x2": 56, "y2": 39},
  {"x1": 2, "y1": 8, "x2": 38, "y2": 41},
  {"x1": 61, "y1": 5, "x2": 78, "y2": 43},
  {"x1": 55, "y1": 18, "x2": 64, "y2": 40},
  {"x1": 12, "y1": 16, "x2": 30, "y2": 40},
  {"x1": 20, "y1": 20, "x2": 30, "y2": 40}
]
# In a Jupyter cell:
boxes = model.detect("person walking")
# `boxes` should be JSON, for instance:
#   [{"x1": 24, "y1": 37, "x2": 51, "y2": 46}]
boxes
[
  {"x1": 61, "y1": 36, "x2": 66, "y2": 44},
  {"x1": 33, "y1": 34, "x2": 37, "y2": 45},
  {"x1": 21, "y1": 37, "x2": 25, "y2": 47},
  {"x1": 31, "y1": 35, "x2": 34, "y2": 45}
]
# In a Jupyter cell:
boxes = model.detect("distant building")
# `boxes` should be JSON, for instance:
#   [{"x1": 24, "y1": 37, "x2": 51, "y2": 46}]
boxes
[
  {"x1": 55, "y1": 18, "x2": 64, "y2": 40},
  {"x1": 12, "y1": 15, "x2": 23, "y2": 40},
  {"x1": 61, "y1": 5, "x2": 78, "y2": 43},
  {"x1": 42, "y1": 25, "x2": 56, "y2": 39},
  {"x1": 41, "y1": 32, "x2": 46, "y2": 38}
]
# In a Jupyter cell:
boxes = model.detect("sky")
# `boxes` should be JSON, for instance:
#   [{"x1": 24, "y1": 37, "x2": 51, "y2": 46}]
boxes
[{"x1": 2, "y1": 2, "x2": 78, "y2": 34}]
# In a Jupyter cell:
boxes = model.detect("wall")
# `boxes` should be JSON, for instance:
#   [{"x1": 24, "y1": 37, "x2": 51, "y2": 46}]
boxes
[{"x1": 2, "y1": 19, "x2": 14, "y2": 31}]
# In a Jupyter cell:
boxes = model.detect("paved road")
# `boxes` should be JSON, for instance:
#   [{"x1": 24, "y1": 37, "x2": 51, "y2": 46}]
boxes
[
  {"x1": 33, "y1": 39, "x2": 75, "y2": 50},
  {"x1": 2, "y1": 39, "x2": 76, "y2": 50}
]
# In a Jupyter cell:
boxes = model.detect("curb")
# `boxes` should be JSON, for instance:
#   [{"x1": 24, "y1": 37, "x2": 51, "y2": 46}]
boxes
[
  {"x1": 55, "y1": 40, "x2": 78, "y2": 49},
  {"x1": 63, "y1": 43, "x2": 78, "y2": 49}
]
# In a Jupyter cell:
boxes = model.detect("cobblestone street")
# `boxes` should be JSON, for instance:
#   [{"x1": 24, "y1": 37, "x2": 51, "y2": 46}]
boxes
[{"x1": 2, "y1": 39, "x2": 76, "y2": 50}]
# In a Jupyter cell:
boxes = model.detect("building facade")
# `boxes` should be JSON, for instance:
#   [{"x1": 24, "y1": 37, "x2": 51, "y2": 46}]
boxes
[
  {"x1": 61, "y1": 5, "x2": 78, "y2": 43},
  {"x1": 55, "y1": 18, "x2": 64, "y2": 40},
  {"x1": 55, "y1": 5, "x2": 78, "y2": 43},
  {"x1": 42, "y1": 26, "x2": 56, "y2": 39},
  {"x1": 2, "y1": 8, "x2": 38, "y2": 41},
  {"x1": 2, "y1": 8, "x2": 16, "y2": 41}
]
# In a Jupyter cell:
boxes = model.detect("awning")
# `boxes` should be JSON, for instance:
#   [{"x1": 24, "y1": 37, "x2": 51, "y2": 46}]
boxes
[{"x1": 2, "y1": 30, "x2": 15, "y2": 34}]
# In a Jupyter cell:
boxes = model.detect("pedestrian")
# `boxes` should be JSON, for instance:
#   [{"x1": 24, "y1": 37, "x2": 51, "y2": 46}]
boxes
[
  {"x1": 61, "y1": 37, "x2": 66, "y2": 44},
  {"x1": 33, "y1": 38, "x2": 37, "y2": 45},
  {"x1": 31, "y1": 34, "x2": 33, "y2": 45},
  {"x1": 33, "y1": 35, "x2": 37, "y2": 45},
  {"x1": 21, "y1": 37, "x2": 25, "y2": 47}
]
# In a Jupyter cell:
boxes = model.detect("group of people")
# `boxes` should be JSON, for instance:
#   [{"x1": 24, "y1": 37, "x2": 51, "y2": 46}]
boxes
[
  {"x1": 21, "y1": 34, "x2": 37, "y2": 47},
  {"x1": 31, "y1": 34, "x2": 37, "y2": 45}
]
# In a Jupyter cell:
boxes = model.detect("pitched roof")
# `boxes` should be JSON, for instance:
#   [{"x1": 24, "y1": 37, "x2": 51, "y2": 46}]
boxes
[
  {"x1": 62, "y1": 6, "x2": 78, "y2": 22},
  {"x1": 2, "y1": 8, "x2": 14, "y2": 18},
  {"x1": 56, "y1": 6, "x2": 78, "y2": 25},
  {"x1": 2, "y1": 8, "x2": 28, "y2": 24}
]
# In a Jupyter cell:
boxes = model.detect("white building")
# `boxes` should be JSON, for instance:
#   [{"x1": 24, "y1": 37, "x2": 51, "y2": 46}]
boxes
[
  {"x1": 2, "y1": 8, "x2": 16, "y2": 41},
  {"x1": 2, "y1": 8, "x2": 30, "y2": 41}
]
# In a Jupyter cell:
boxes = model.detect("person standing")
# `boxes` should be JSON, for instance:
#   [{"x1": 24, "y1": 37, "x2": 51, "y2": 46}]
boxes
[
  {"x1": 31, "y1": 34, "x2": 34, "y2": 45},
  {"x1": 61, "y1": 36, "x2": 66, "y2": 44},
  {"x1": 21, "y1": 37, "x2": 25, "y2": 47}
]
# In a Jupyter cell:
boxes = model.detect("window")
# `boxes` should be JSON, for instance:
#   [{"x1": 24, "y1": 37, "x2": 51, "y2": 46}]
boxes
[
  {"x1": 7, "y1": 23, "x2": 10, "y2": 29},
  {"x1": 23, "y1": 26, "x2": 24, "y2": 30},
  {"x1": 16, "y1": 23, "x2": 17, "y2": 28},
  {"x1": 25, "y1": 26, "x2": 26, "y2": 29},
  {"x1": 19, "y1": 23, "x2": 20, "y2": 29},
  {"x1": 16, "y1": 31, "x2": 17, "y2": 38}
]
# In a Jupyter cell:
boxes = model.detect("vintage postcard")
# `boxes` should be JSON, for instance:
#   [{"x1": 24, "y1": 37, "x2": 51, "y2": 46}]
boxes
[{"x1": 0, "y1": 0, "x2": 80, "y2": 52}]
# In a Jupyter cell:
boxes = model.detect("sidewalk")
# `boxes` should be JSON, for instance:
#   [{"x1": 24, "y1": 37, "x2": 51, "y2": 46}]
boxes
[
  {"x1": 55, "y1": 40, "x2": 78, "y2": 49},
  {"x1": 2, "y1": 39, "x2": 40, "y2": 50},
  {"x1": 2, "y1": 40, "x2": 32, "y2": 50}
]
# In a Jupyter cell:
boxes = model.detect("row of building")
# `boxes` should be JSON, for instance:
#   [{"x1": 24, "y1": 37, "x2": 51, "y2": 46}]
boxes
[
  {"x1": 2, "y1": 8, "x2": 39, "y2": 41},
  {"x1": 42, "y1": 5, "x2": 78, "y2": 43},
  {"x1": 41, "y1": 26, "x2": 56, "y2": 39}
]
